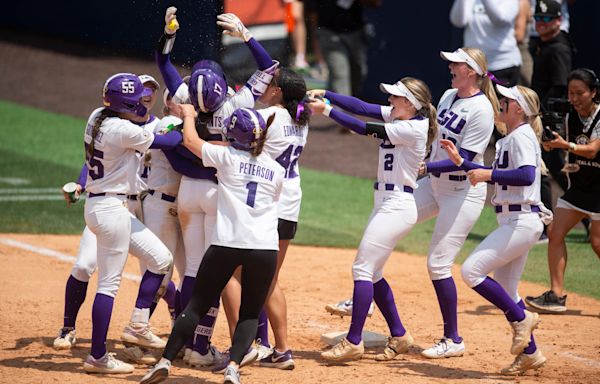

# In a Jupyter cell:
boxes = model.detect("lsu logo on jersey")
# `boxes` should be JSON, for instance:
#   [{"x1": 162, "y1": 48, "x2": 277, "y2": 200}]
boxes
[{"x1": 437, "y1": 108, "x2": 467, "y2": 134}]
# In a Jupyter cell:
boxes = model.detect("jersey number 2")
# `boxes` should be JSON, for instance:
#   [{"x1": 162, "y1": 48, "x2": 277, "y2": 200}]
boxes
[
  {"x1": 384, "y1": 153, "x2": 394, "y2": 171},
  {"x1": 245, "y1": 182, "x2": 258, "y2": 208}
]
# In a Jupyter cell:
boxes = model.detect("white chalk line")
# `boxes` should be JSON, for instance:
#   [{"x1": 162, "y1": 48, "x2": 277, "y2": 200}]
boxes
[
  {"x1": 559, "y1": 351, "x2": 600, "y2": 369},
  {"x1": 0, "y1": 237, "x2": 141, "y2": 282}
]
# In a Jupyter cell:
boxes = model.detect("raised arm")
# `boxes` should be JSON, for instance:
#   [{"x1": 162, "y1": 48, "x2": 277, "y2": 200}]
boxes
[
  {"x1": 308, "y1": 90, "x2": 384, "y2": 120},
  {"x1": 155, "y1": 7, "x2": 184, "y2": 95},
  {"x1": 482, "y1": 0, "x2": 519, "y2": 26},
  {"x1": 449, "y1": 0, "x2": 474, "y2": 28}
]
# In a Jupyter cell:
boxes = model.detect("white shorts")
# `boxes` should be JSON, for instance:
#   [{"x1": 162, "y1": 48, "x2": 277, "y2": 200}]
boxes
[{"x1": 556, "y1": 198, "x2": 600, "y2": 221}]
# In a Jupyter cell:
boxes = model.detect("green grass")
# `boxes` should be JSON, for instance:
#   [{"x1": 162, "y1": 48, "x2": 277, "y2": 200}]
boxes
[{"x1": 1, "y1": 99, "x2": 598, "y2": 299}]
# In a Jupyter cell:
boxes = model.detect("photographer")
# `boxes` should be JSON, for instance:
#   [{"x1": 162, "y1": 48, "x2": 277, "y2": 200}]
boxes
[{"x1": 526, "y1": 68, "x2": 600, "y2": 313}]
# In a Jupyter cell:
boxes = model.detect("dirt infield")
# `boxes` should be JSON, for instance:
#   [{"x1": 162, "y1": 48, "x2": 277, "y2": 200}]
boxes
[{"x1": 1, "y1": 234, "x2": 599, "y2": 384}]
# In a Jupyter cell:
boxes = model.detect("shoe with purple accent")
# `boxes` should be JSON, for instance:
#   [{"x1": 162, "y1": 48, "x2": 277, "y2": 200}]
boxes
[
  {"x1": 421, "y1": 338, "x2": 465, "y2": 359},
  {"x1": 212, "y1": 347, "x2": 259, "y2": 374},
  {"x1": 121, "y1": 324, "x2": 166, "y2": 349},
  {"x1": 53, "y1": 327, "x2": 76, "y2": 350},
  {"x1": 259, "y1": 349, "x2": 295, "y2": 370},
  {"x1": 83, "y1": 352, "x2": 134, "y2": 374}
]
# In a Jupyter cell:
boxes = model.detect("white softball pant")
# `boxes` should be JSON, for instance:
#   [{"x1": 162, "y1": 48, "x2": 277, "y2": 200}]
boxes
[
  {"x1": 84, "y1": 195, "x2": 172, "y2": 298},
  {"x1": 353, "y1": 189, "x2": 417, "y2": 282},
  {"x1": 70, "y1": 197, "x2": 142, "y2": 282},
  {"x1": 414, "y1": 176, "x2": 486, "y2": 281},
  {"x1": 461, "y1": 211, "x2": 543, "y2": 302},
  {"x1": 141, "y1": 192, "x2": 186, "y2": 289},
  {"x1": 177, "y1": 177, "x2": 218, "y2": 278}
]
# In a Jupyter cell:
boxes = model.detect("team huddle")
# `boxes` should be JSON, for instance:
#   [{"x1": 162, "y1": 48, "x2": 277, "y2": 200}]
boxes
[{"x1": 53, "y1": 6, "x2": 551, "y2": 384}]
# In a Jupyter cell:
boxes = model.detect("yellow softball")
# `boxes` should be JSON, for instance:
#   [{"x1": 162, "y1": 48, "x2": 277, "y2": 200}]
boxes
[{"x1": 168, "y1": 19, "x2": 179, "y2": 31}]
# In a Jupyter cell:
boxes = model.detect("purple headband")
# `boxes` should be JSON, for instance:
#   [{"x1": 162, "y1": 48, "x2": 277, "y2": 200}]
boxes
[
  {"x1": 296, "y1": 101, "x2": 305, "y2": 121},
  {"x1": 486, "y1": 71, "x2": 507, "y2": 86}
]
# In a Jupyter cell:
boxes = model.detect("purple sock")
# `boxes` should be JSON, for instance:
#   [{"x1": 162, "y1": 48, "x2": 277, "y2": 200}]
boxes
[
  {"x1": 373, "y1": 278, "x2": 405, "y2": 337},
  {"x1": 63, "y1": 275, "x2": 88, "y2": 329},
  {"x1": 255, "y1": 309, "x2": 270, "y2": 346},
  {"x1": 432, "y1": 277, "x2": 461, "y2": 343},
  {"x1": 193, "y1": 296, "x2": 221, "y2": 354},
  {"x1": 181, "y1": 276, "x2": 196, "y2": 348},
  {"x1": 517, "y1": 300, "x2": 537, "y2": 354},
  {"x1": 472, "y1": 277, "x2": 525, "y2": 322},
  {"x1": 162, "y1": 281, "x2": 177, "y2": 309},
  {"x1": 346, "y1": 280, "x2": 373, "y2": 345},
  {"x1": 135, "y1": 270, "x2": 165, "y2": 309},
  {"x1": 91, "y1": 293, "x2": 114, "y2": 359}
]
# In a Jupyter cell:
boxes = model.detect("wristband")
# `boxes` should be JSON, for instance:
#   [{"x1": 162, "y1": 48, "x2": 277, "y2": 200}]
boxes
[
  {"x1": 568, "y1": 142, "x2": 577, "y2": 152},
  {"x1": 324, "y1": 104, "x2": 333, "y2": 117},
  {"x1": 457, "y1": 157, "x2": 465, "y2": 167}
]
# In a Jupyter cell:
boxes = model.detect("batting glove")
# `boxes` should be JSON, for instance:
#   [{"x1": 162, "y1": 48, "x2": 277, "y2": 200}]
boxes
[
  {"x1": 164, "y1": 6, "x2": 179, "y2": 35},
  {"x1": 217, "y1": 13, "x2": 252, "y2": 42}
]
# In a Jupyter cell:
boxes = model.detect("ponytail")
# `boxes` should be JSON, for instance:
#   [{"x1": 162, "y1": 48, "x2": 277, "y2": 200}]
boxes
[
  {"x1": 87, "y1": 108, "x2": 117, "y2": 160},
  {"x1": 401, "y1": 77, "x2": 438, "y2": 154},
  {"x1": 422, "y1": 103, "x2": 438, "y2": 151},
  {"x1": 517, "y1": 85, "x2": 543, "y2": 143},
  {"x1": 250, "y1": 113, "x2": 275, "y2": 157}
]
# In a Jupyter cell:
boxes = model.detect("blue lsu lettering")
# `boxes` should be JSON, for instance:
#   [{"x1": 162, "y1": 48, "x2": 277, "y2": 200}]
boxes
[
  {"x1": 437, "y1": 108, "x2": 466, "y2": 134},
  {"x1": 239, "y1": 162, "x2": 275, "y2": 181}
]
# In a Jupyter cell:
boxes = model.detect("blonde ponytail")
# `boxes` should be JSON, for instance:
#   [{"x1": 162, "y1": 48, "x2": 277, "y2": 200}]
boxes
[
  {"x1": 517, "y1": 85, "x2": 543, "y2": 143},
  {"x1": 402, "y1": 77, "x2": 438, "y2": 153}
]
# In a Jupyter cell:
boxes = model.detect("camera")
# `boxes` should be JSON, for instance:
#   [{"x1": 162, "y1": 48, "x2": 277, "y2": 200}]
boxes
[{"x1": 541, "y1": 97, "x2": 571, "y2": 141}]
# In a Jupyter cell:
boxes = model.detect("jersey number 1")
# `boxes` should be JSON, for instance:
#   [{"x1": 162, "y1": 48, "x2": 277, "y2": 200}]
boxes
[{"x1": 245, "y1": 182, "x2": 258, "y2": 208}]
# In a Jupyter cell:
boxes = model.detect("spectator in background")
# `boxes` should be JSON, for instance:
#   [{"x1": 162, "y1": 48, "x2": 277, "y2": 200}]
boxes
[
  {"x1": 285, "y1": 1, "x2": 309, "y2": 71},
  {"x1": 305, "y1": 0, "x2": 381, "y2": 98},
  {"x1": 450, "y1": 0, "x2": 522, "y2": 86},
  {"x1": 530, "y1": 0, "x2": 575, "y2": 239},
  {"x1": 516, "y1": 0, "x2": 534, "y2": 86},
  {"x1": 528, "y1": 0, "x2": 573, "y2": 57}
]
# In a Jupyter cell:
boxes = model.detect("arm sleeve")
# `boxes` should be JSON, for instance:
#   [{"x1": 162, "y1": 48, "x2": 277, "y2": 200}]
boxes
[
  {"x1": 449, "y1": 0, "x2": 473, "y2": 28},
  {"x1": 245, "y1": 38, "x2": 273, "y2": 70},
  {"x1": 175, "y1": 144, "x2": 201, "y2": 160},
  {"x1": 482, "y1": 0, "x2": 519, "y2": 25},
  {"x1": 426, "y1": 148, "x2": 479, "y2": 173},
  {"x1": 149, "y1": 130, "x2": 183, "y2": 149},
  {"x1": 329, "y1": 108, "x2": 367, "y2": 135},
  {"x1": 155, "y1": 35, "x2": 184, "y2": 95},
  {"x1": 460, "y1": 158, "x2": 491, "y2": 171},
  {"x1": 324, "y1": 91, "x2": 384, "y2": 120},
  {"x1": 77, "y1": 164, "x2": 88, "y2": 190},
  {"x1": 491, "y1": 165, "x2": 536, "y2": 186},
  {"x1": 119, "y1": 124, "x2": 155, "y2": 152}
]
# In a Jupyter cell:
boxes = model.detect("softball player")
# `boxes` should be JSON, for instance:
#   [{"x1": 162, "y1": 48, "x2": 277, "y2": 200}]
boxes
[
  {"x1": 140, "y1": 106, "x2": 285, "y2": 384},
  {"x1": 307, "y1": 77, "x2": 437, "y2": 362},
  {"x1": 155, "y1": 8, "x2": 279, "y2": 367},
  {"x1": 439, "y1": 84, "x2": 549, "y2": 375},
  {"x1": 416, "y1": 47, "x2": 500, "y2": 358},
  {"x1": 249, "y1": 67, "x2": 310, "y2": 369},
  {"x1": 81, "y1": 73, "x2": 182, "y2": 374}
]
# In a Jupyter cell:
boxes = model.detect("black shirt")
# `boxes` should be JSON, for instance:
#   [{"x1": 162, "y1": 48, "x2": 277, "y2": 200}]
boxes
[
  {"x1": 305, "y1": 0, "x2": 365, "y2": 33},
  {"x1": 531, "y1": 31, "x2": 574, "y2": 107},
  {"x1": 561, "y1": 110, "x2": 600, "y2": 213}
]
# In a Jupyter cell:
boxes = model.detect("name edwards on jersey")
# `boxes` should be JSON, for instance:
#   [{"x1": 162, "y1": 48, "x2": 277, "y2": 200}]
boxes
[
  {"x1": 282, "y1": 124, "x2": 304, "y2": 137},
  {"x1": 239, "y1": 161, "x2": 276, "y2": 181}
]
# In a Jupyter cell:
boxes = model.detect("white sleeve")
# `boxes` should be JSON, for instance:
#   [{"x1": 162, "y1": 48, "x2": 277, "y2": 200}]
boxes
[
  {"x1": 172, "y1": 83, "x2": 191, "y2": 104},
  {"x1": 591, "y1": 120, "x2": 600, "y2": 140},
  {"x1": 201, "y1": 142, "x2": 228, "y2": 168},
  {"x1": 227, "y1": 87, "x2": 256, "y2": 110},
  {"x1": 380, "y1": 106, "x2": 393, "y2": 123},
  {"x1": 450, "y1": 0, "x2": 474, "y2": 28},
  {"x1": 482, "y1": 0, "x2": 519, "y2": 25},
  {"x1": 118, "y1": 122, "x2": 155, "y2": 152},
  {"x1": 511, "y1": 132, "x2": 538, "y2": 167},
  {"x1": 460, "y1": 106, "x2": 494, "y2": 154},
  {"x1": 385, "y1": 120, "x2": 416, "y2": 146}
]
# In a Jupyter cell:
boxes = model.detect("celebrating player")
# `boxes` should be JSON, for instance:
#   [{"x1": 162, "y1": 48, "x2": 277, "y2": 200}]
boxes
[
  {"x1": 155, "y1": 7, "x2": 278, "y2": 366},
  {"x1": 308, "y1": 77, "x2": 437, "y2": 362},
  {"x1": 140, "y1": 106, "x2": 285, "y2": 384},
  {"x1": 81, "y1": 73, "x2": 183, "y2": 373},
  {"x1": 439, "y1": 84, "x2": 549, "y2": 375}
]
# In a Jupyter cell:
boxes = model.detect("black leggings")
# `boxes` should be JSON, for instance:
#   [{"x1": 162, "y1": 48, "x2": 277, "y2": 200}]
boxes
[{"x1": 162, "y1": 245, "x2": 277, "y2": 364}]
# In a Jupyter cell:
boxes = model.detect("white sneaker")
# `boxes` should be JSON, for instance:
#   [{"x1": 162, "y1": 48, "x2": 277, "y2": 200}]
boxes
[
  {"x1": 223, "y1": 365, "x2": 241, "y2": 384},
  {"x1": 83, "y1": 352, "x2": 134, "y2": 374},
  {"x1": 421, "y1": 338, "x2": 465, "y2": 359},
  {"x1": 122, "y1": 346, "x2": 157, "y2": 365},
  {"x1": 140, "y1": 358, "x2": 171, "y2": 384},
  {"x1": 188, "y1": 345, "x2": 223, "y2": 367},
  {"x1": 183, "y1": 347, "x2": 192, "y2": 363},
  {"x1": 325, "y1": 299, "x2": 375, "y2": 318},
  {"x1": 121, "y1": 324, "x2": 166, "y2": 349},
  {"x1": 510, "y1": 310, "x2": 540, "y2": 355},
  {"x1": 53, "y1": 327, "x2": 76, "y2": 350},
  {"x1": 254, "y1": 341, "x2": 273, "y2": 360}
]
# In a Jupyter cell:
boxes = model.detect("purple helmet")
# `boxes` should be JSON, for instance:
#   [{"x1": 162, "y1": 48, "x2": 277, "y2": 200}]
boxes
[
  {"x1": 192, "y1": 59, "x2": 226, "y2": 83},
  {"x1": 188, "y1": 68, "x2": 228, "y2": 113},
  {"x1": 103, "y1": 73, "x2": 152, "y2": 117},
  {"x1": 224, "y1": 108, "x2": 266, "y2": 151}
]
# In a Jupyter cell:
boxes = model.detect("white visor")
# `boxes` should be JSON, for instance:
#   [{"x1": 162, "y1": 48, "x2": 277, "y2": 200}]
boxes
[
  {"x1": 380, "y1": 81, "x2": 423, "y2": 110},
  {"x1": 496, "y1": 85, "x2": 535, "y2": 116},
  {"x1": 138, "y1": 74, "x2": 160, "y2": 90},
  {"x1": 440, "y1": 48, "x2": 484, "y2": 76}
]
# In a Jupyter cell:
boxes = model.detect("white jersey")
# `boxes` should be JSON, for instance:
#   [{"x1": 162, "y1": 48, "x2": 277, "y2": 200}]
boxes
[
  {"x1": 431, "y1": 89, "x2": 495, "y2": 177},
  {"x1": 378, "y1": 107, "x2": 429, "y2": 189},
  {"x1": 201, "y1": 143, "x2": 285, "y2": 250},
  {"x1": 258, "y1": 106, "x2": 308, "y2": 222},
  {"x1": 173, "y1": 83, "x2": 255, "y2": 136},
  {"x1": 147, "y1": 115, "x2": 183, "y2": 196},
  {"x1": 490, "y1": 124, "x2": 541, "y2": 206},
  {"x1": 133, "y1": 115, "x2": 160, "y2": 194},
  {"x1": 83, "y1": 108, "x2": 154, "y2": 194}
]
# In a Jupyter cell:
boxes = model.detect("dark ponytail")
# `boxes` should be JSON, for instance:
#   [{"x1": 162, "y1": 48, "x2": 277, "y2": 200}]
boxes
[
  {"x1": 277, "y1": 68, "x2": 310, "y2": 126},
  {"x1": 87, "y1": 108, "x2": 117, "y2": 160},
  {"x1": 250, "y1": 113, "x2": 276, "y2": 157}
]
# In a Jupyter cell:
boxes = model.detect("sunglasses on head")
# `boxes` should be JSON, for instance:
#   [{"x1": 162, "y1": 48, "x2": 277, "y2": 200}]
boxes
[{"x1": 534, "y1": 15, "x2": 557, "y2": 23}]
